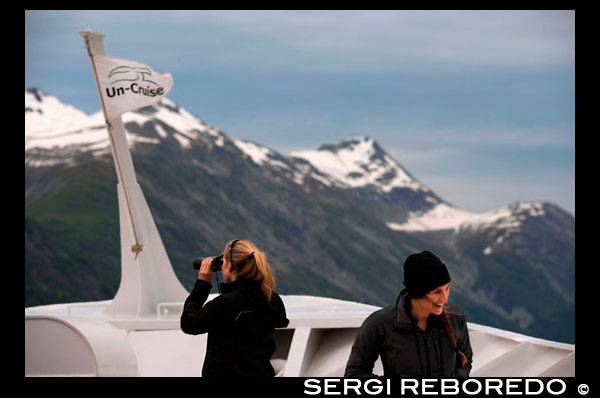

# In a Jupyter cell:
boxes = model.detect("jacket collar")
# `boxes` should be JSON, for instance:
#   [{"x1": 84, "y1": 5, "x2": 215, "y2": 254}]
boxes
[
  {"x1": 218, "y1": 278, "x2": 260, "y2": 294},
  {"x1": 394, "y1": 290, "x2": 416, "y2": 329}
]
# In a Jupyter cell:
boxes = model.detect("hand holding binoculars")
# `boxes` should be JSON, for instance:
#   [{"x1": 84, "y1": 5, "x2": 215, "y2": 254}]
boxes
[{"x1": 193, "y1": 254, "x2": 224, "y2": 272}]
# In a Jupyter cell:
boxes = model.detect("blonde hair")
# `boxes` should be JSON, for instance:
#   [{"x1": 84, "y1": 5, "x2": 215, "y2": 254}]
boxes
[{"x1": 223, "y1": 240, "x2": 276, "y2": 301}]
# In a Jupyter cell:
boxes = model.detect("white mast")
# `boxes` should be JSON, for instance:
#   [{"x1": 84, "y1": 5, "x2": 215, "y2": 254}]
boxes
[{"x1": 79, "y1": 30, "x2": 188, "y2": 320}]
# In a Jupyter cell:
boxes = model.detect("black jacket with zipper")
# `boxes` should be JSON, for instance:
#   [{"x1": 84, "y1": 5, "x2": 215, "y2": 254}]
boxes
[
  {"x1": 345, "y1": 291, "x2": 472, "y2": 377},
  {"x1": 180, "y1": 278, "x2": 289, "y2": 377}
]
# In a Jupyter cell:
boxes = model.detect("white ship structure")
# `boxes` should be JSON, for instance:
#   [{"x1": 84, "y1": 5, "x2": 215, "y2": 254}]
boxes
[
  {"x1": 25, "y1": 31, "x2": 574, "y2": 377},
  {"x1": 25, "y1": 294, "x2": 575, "y2": 377}
]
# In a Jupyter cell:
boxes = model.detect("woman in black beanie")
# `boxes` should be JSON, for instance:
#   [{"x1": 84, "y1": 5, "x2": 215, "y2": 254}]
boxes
[{"x1": 345, "y1": 251, "x2": 473, "y2": 377}]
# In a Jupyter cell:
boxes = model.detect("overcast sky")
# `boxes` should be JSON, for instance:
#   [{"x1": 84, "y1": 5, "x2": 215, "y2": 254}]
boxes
[{"x1": 25, "y1": 10, "x2": 575, "y2": 215}]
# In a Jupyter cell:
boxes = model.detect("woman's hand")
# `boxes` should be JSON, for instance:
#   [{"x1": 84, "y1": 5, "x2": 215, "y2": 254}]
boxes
[{"x1": 198, "y1": 257, "x2": 214, "y2": 283}]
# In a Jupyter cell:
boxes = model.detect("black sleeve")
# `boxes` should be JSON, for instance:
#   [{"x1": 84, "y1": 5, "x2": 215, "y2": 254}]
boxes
[
  {"x1": 344, "y1": 314, "x2": 383, "y2": 378},
  {"x1": 452, "y1": 313, "x2": 473, "y2": 377},
  {"x1": 180, "y1": 280, "x2": 237, "y2": 335}
]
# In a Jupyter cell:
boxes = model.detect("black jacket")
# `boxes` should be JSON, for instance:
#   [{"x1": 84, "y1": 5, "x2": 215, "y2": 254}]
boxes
[
  {"x1": 345, "y1": 291, "x2": 472, "y2": 377},
  {"x1": 180, "y1": 278, "x2": 289, "y2": 377}
]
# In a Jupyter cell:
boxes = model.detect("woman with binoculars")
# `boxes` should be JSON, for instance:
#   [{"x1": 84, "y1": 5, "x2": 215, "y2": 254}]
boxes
[{"x1": 180, "y1": 239, "x2": 289, "y2": 377}]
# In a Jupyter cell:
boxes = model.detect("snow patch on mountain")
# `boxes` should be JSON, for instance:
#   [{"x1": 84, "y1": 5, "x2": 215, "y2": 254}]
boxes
[
  {"x1": 25, "y1": 89, "x2": 94, "y2": 137},
  {"x1": 233, "y1": 140, "x2": 274, "y2": 166},
  {"x1": 389, "y1": 201, "x2": 548, "y2": 255},
  {"x1": 290, "y1": 137, "x2": 426, "y2": 193},
  {"x1": 464, "y1": 202, "x2": 547, "y2": 255},
  {"x1": 123, "y1": 97, "x2": 224, "y2": 148},
  {"x1": 387, "y1": 203, "x2": 478, "y2": 232},
  {"x1": 389, "y1": 201, "x2": 547, "y2": 232},
  {"x1": 233, "y1": 139, "x2": 340, "y2": 191},
  {"x1": 234, "y1": 139, "x2": 296, "y2": 170}
]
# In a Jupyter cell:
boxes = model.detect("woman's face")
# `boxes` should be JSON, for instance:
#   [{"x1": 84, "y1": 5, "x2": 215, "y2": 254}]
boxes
[{"x1": 417, "y1": 282, "x2": 451, "y2": 316}]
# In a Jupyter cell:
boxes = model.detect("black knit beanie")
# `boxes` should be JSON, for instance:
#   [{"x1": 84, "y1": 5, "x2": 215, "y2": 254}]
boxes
[{"x1": 403, "y1": 251, "x2": 451, "y2": 298}]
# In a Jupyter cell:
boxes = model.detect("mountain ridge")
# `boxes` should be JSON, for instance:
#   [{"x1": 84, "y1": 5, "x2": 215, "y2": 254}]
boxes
[{"x1": 25, "y1": 88, "x2": 575, "y2": 343}]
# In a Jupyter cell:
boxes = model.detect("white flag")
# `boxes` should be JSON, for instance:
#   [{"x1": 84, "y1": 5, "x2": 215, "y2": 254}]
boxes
[{"x1": 93, "y1": 55, "x2": 173, "y2": 120}]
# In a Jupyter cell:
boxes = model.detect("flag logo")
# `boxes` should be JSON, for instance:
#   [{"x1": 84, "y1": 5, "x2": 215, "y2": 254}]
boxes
[
  {"x1": 108, "y1": 65, "x2": 158, "y2": 85},
  {"x1": 93, "y1": 55, "x2": 173, "y2": 119},
  {"x1": 105, "y1": 64, "x2": 166, "y2": 99}
]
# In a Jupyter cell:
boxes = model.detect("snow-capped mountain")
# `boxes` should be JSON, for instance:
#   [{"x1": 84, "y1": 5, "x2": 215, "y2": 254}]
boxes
[
  {"x1": 287, "y1": 137, "x2": 562, "y2": 240},
  {"x1": 26, "y1": 88, "x2": 479, "y2": 233},
  {"x1": 26, "y1": 88, "x2": 94, "y2": 137},
  {"x1": 25, "y1": 89, "x2": 575, "y2": 343},
  {"x1": 25, "y1": 88, "x2": 226, "y2": 166},
  {"x1": 291, "y1": 137, "x2": 427, "y2": 193},
  {"x1": 234, "y1": 136, "x2": 452, "y2": 225}
]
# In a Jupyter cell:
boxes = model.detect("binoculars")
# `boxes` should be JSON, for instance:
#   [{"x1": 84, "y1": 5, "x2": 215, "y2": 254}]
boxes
[{"x1": 193, "y1": 254, "x2": 224, "y2": 272}]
